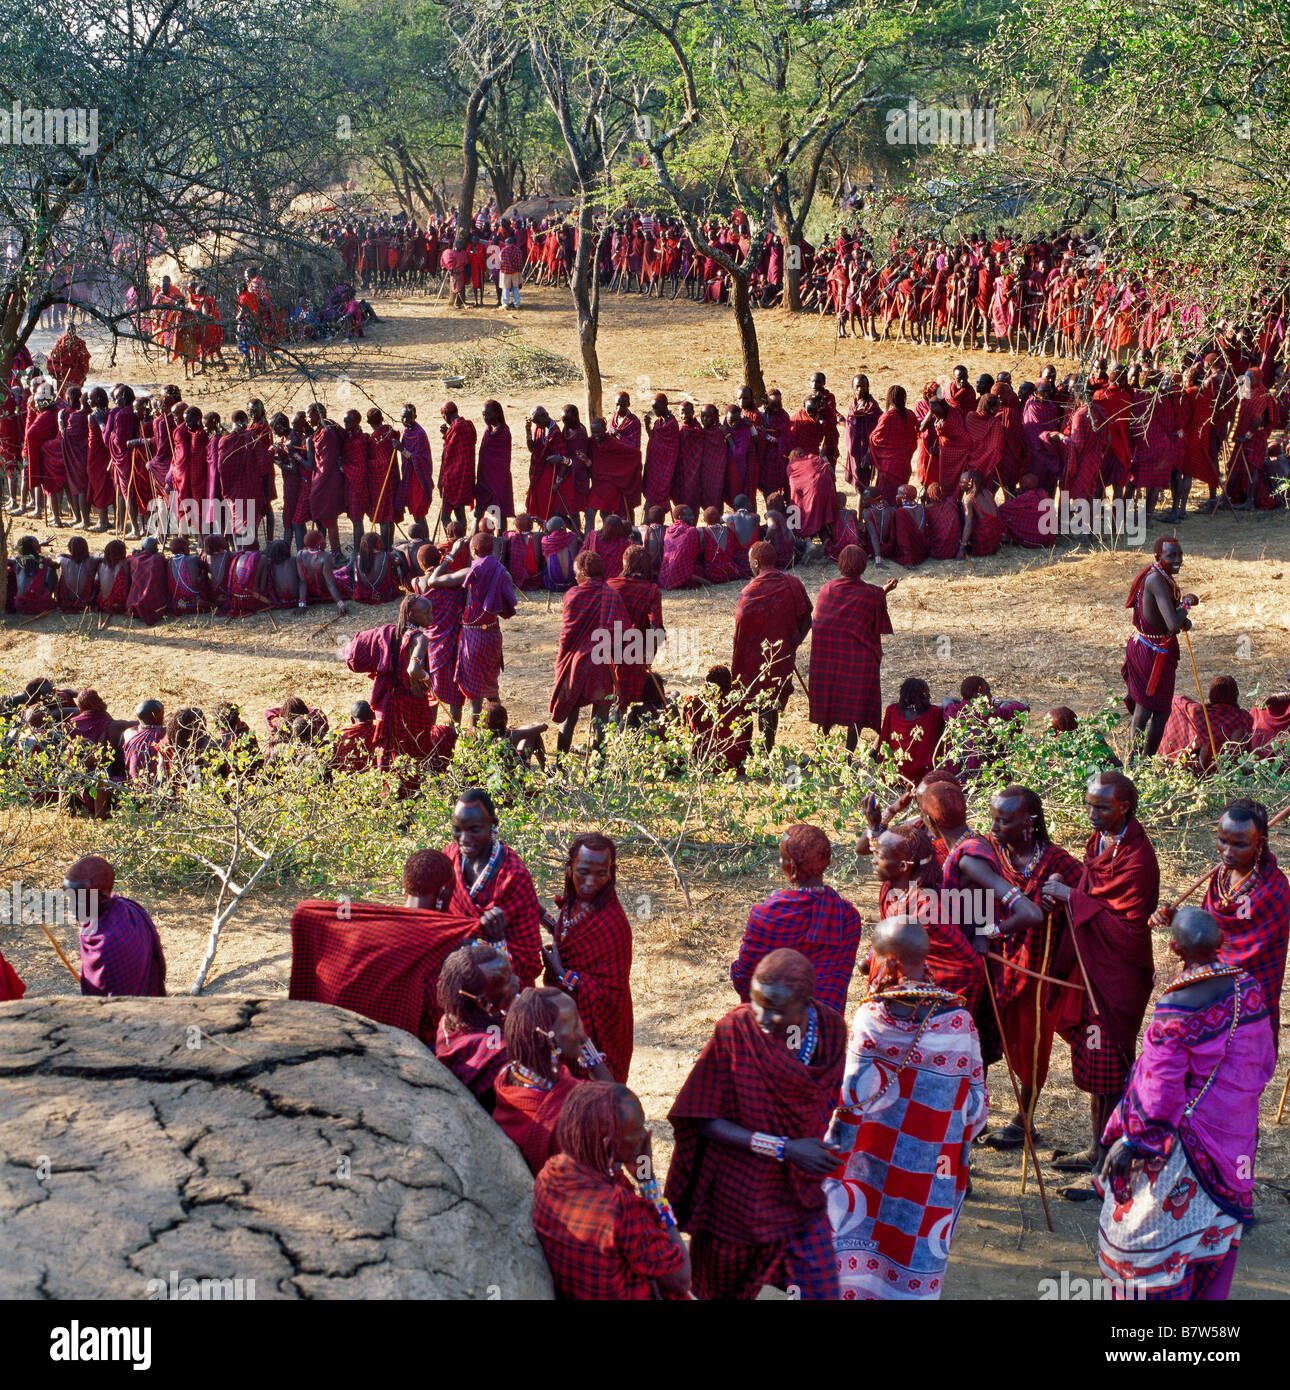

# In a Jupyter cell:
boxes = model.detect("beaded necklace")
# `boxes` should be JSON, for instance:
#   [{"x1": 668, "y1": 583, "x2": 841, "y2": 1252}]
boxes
[
  {"x1": 508, "y1": 1061, "x2": 554, "y2": 1093},
  {"x1": 1163, "y1": 962, "x2": 1244, "y2": 994},
  {"x1": 1097, "y1": 824, "x2": 1129, "y2": 860},
  {"x1": 796, "y1": 1006, "x2": 818, "y2": 1066},
  {"x1": 1213, "y1": 863, "x2": 1260, "y2": 907}
]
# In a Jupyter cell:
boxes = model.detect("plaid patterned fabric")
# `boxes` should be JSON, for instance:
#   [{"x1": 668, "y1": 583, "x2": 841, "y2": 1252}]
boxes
[
  {"x1": 534, "y1": 1157, "x2": 684, "y2": 1300},
  {"x1": 933, "y1": 836, "x2": 996, "y2": 1017},
  {"x1": 1129, "y1": 390, "x2": 1181, "y2": 489},
  {"x1": 1202, "y1": 853, "x2": 1290, "y2": 1041},
  {"x1": 79, "y1": 895, "x2": 167, "y2": 997},
  {"x1": 493, "y1": 1066, "x2": 581, "y2": 1174},
  {"x1": 643, "y1": 413, "x2": 680, "y2": 509},
  {"x1": 439, "y1": 416, "x2": 477, "y2": 508},
  {"x1": 580, "y1": 530, "x2": 631, "y2": 583},
  {"x1": 331, "y1": 721, "x2": 378, "y2": 772},
  {"x1": 445, "y1": 841, "x2": 543, "y2": 987},
  {"x1": 924, "y1": 499, "x2": 962, "y2": 560},
  {"x1": 425, "y1": 588, "x2": 465, "y2": 705},
  {"x1": 1061, "y1": 405, "x2": 1106, "y2": 499},
  {"x1": 366, "y1": 424, "x2": 400, "y2": 523},
  {"x1": 456, "y1": 622, "x2": 503, "y2": 702},
  {"x1": 992, "y1": 842, "x2": 1082, "y2": 1008},
  {"x1": 879, "y1": 704, "x2": 945, "y2": 788},
  {"x1": 657, "y1": 522, "x2": 701, "y2": 590},
  {"x1": 967, "y1": 500, "x2": 1004, "y2": 556},
  {"x1": 554, "y1": 894, "x2": 634, "y2": 1083},
  {"x1": 289, "y1": 899, "x2": 480, "y2": 1042},
  {"x1": 731, "y1": 569, "x2": 812, "y2": 704},
  {"x1": 698, "y1": 526, "x2": 741, "y2": 584},
  {"x1": 1158, "y1": 696, "x2": 1253, "y2": 772},
  {"x1": 122, "y1": 724, "x2": 166, "y2": 785},
  {"x1": 665, "y1": 1003, "x2": 847, "y2": 1244},
  {"x1": 998, "y1": 489, "x2": 1054, "y2": 548},
  {"x1": 730, "y1": 887, "x2": 864, "y2": 1017},
  {"x1": 697, "y1": 424, "x2": 729, "y2": 511},
  {"x1": 691, "y1": 1210, "x2": 839, "y2": 1301},
  {"x1": 342, "y1": 430, "x2": 370, "y2": 520},
  {"x1": 808, "y1": 577, "x2": 891, "y2": 733},
  {"x1": 498, "y1": 242, "x2": 523, "y2": 274},
  {"x1": 549, "y1": 578, "x2": 630, "y2": 720},
  {"x1": 371, "y1": 630, "x2": 442, "y2": 768},
  {"x1": 435, "y1": 1022, "x2": 508, "y2": 1106},
  {"x1": 607, "y1": 575, "x2": 663, "y2": 708}
]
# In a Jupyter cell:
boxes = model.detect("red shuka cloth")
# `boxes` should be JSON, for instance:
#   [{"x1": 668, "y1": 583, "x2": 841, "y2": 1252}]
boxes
[
  {"x1": 493, "y1": 1065, "x2": 582, "y2": 1174},
  {"x1": 731, "y1": 568, "x2": 811, "y2": 704},
  {"x1": 288, "y1": 899, "x2": 481, "y2": 1042},
  {"x1": 785, "y1": 451, "x2": 838, "y2": 538},
  {"x1": 550, "y1": 577, "x2": 631, "y2": 720},
  {"x1": 665, "y1": 1003, "x2": 846, "y2": 1243},
  {"x1": 879, "y1": 703, "x2": 945, "y2": 787},
  {"x1": 807, "y1": 576, "x2": 891, "y2": 731},
  {"x1": 552, "y1": 892, "x2": 634, "y2": 1083},
  {"x1": 125, "y1": 552, "x2": 168, "y2": 624},
  {"x1": 587, "y1": 434, "x2": 642, "y2": 514}
]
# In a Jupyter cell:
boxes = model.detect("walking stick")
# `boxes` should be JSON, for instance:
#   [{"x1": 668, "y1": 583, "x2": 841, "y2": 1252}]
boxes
[
  {"x1": 1182, "y1": 627, "x2": 1219, "y2": 768},
  {"x1": 1021, "y1": 915, "x2": 1053, "y2": 1197},
  {"x1": 984, "y1": 971, "x2": 1054, "y2": 1231},
  {"x1": 39, "y1": 920, "x2": 80, "y2": 982},
  {"x1": 1277, "y1": 1068, "x2": 1290, "y2": 1125}
]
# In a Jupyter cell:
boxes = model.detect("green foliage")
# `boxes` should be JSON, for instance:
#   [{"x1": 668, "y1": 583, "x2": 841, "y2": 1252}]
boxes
[{"x1": 436, "y1": 331, "x2": 582, "y2": 389}]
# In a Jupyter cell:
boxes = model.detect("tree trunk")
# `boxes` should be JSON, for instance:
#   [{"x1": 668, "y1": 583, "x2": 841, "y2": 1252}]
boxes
[
  {"x1": 487, "y1": 163, "x2": 514, "y2": 215},
  {"x1": 773, "y1": 202, "x2": 802, "y2": 313},
  {"x1": 731, "y1": 272, "x2": 766, "y2": 403},
  {"x1": 571, "y1": 193, "x2": 603, "y2": 421},
  {"x1": 456, "y1": 79, "x2": 491, "y2": 252}
]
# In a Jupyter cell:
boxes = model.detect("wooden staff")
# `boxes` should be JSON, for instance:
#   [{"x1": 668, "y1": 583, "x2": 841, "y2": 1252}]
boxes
[
  {"x1": 984, "y1": 971, "x2": 1053, "y2": 1231},
  {"x1": 39, "y1": 921, "x2": 80, "y2": 982},
  {"x1": 1181, "y1": 627, "x2": 1219, "y2": 768},
  {"x1": 793, "y1": 663, "x2": 810, "y2": 699},
  {"x1": 1276, "y1": 1068, "x2": 1290, "y2": 1125},
  {"x1": 1021, "y1": 915, "x2": 1054, "y2": 1197},
  {"x1": 371, "y1": 446, "x2": 397, "y2": 530},
  {"x1": 312, "y1": 612, "x2": 342, "y2": 636},
  {"x1": 263, "y1": 606, "x2": 280, "y2": 633},
  {"x1": 985, "y1": 951, "x2": 1082, "y2": 991}
]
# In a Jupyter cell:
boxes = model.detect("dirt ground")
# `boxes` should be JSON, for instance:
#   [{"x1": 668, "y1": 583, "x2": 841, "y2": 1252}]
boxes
[{"x1": 5, "y1": 284, "x2": 1290, "y2": 1299}]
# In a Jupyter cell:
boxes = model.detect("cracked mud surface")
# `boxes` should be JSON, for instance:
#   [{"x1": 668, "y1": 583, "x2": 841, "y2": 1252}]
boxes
[{"x1": 0, "y1": 996, "x2": 553, "y2": 1300}]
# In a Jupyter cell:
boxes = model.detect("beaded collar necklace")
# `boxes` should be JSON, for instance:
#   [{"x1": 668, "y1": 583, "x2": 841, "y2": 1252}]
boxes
[
  {"x1": 796, "y1": 1006, "x2": 819, "y2": 1065},
  {"x1": 508, "y1": 1061, "x2": 553, "y2": 1093}
]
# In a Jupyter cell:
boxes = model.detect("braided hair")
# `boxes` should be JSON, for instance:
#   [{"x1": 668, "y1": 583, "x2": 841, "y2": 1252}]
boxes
[
  {"x1": 504, "y1": 987, "x2": 565, "y2": 1083},
  {"x1": 438, "y1": 941, "x2": 508, "y2": 1033}
]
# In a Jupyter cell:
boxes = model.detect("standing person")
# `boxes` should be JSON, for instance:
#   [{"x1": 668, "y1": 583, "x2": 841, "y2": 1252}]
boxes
[
  {"x1": 1123, "y1": 537, "x2": 1198, "y2": 757},
  {"x1": 1042, "y1": 771, "x2": 1159, "y2": 1177},
  {"x1": 1152, "y1": 799, "x2": 1290, "y2": 1046},
  {"x1": 730, "y1": 824, "x2": 864, "y2": 1017},
  {"x1": 878, "y1": 678, "x2": 945, "y2": 789},
  {"x1": 422, "y1": 532, "x2": 517, "y2": 728},
  {"x1": 305, "y1": 403, "x2": 345, "y2": 556},
  {"x1": 394, "y1": 403, "x2": 434, "y2": 524},
  {"x1": 64, "y1": 855, "x2": 167, "y2": 997},
  {"x1": 475, "y1": 400, "x2": 515, "y2": 525},
  {"x1": 437, "y1": 400, "x2": 476, "y2": 533},
  {"x1": 607, "y1": 544, "x2": 664, "y2": 714},
  {"x1": 824, "y1": 917, "x2": 988, "y2": 1300},
  {"x1": 342, "y1": 594, "x2": 442, "y2": 771},
  {"x1": 340, "y1": 409, "x2": 371, "y2": 553},
  {"x1": 664, "y1": 949, "x2": 847, "y2": 1300},
  {"x1": 843, "y1": 374, "x2": 880, "y2": 489},
  {"x1": 1095, "y1": 908, "x2": 1276, "y2": 1301},
  {"x1": 532, "y1": 1082, "x2": 691, "y2": 1300},
  {"x1": 730, "y1": 542, "x2": 812, "y2": 751},
  {"x1": 443, "y1": 788, "x2": 543, "y2": 988},
  {"x1": 541, "y1": 833, "x2": 634, "y2": 1084},
  {"x1": 807, "y1": 546, "x2": 896, "y2": 750},
  {"x1": 435, "y1": 941, "x2": 517, "y2": 1110},
  {"x1": 642, "y1": 393, "x2": 680, "y2": 515},
  {"x1": 549, "y1": 551, "x2": 631, "y2": 754}
]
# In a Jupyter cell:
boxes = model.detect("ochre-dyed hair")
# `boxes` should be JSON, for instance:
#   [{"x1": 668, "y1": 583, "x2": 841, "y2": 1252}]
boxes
[
  {"x1": 960, "y1": 675, "x2": 989, "y2": 701},
  {"x1": 401, "y1": 849, "x2": 452, "y2": 898},
  {"x1": 620, "y1": 544, "x2": 650, "y2": 580},
  {"x1": 1153, "y1": 535, "x2": 1179, "y2": 559},
  {"x1": 749, "y1": 540, "x2": 777, "y2": 572},
  {"x1": 504, "y1": 987, "x2": 566, "y2": 1082},
  {"x1": 920, "y1": 779, "x2": 967, "y2": 828},
  {"x1": 837, "y1": 545, "x2": 866, "y2": 579},
  {"x1": 1208, "y1": 675, "x2": 1239, "y2": 706},
  {"x1": 417, "y1": 544, "x2": 441, "y2": 569},
  {"x1": 576, "y1": 551, "x2": 605, "y2": 580},
  {"x1": 782, "y1": 824, "x2": 831, "y2": 877},
  {"x1": 556, "y1": 1081, "x2": 635, "y2": 1177},
  {"x1": 752, "y1": 946, "x2": 815, "y2": 1001},
  {"x1": 438, "y1": 941, "x2": 508, "y2": 1033},
  {"x1": 76, "y1": 688, "x2": 107, "y2": 714},
  {"x1": 66, "y1": 854, "x2": 114, "y2": 893}
]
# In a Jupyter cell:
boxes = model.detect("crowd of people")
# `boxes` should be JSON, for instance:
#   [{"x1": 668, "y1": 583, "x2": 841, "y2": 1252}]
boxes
[{"x1": 2, "y1": 759, "x2": 1283, "y2": 1303}]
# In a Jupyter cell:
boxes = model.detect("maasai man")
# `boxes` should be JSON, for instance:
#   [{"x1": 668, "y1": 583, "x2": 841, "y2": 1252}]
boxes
[
  {"x1": 1095, "y1": 908, "x2": 1276, "y2": 1300},
  {"x1": 444, "y1": 787, "x2": 543, "y2": 987},
  {"x1": 394, "y1": 403, "x2": 434, "y2": 523},
  {"x1": 540, "y1": 516, "x2": 579, "y2": 590},
  {"x1": 503, "y1": 513, "x2": 543, "y2": 591},
  {"x1": 642, "y1": 394, "x2": 680, "y2": 513},
  {"x1": 423, "y1": 533, "x2": 517, "y2": 727},
  {"x1": 730, "y1": 824, "x2": 864, "y2": 1017},
  {"x1": 289, "y1": 850, "x2": 479, "y2": 1044},
  {"x1": 65, "y1": 855, "x2": 166, "y2": 997},
  {"x1": 435, "y1": 940, "x2": 517, "y2": 1111},
  {"x1": 657, "y1": 504, "x2": 702, "y2": 590},
  {"x1": 164, "y1": 537, "x2": 209, "y2": 616},
  {"x1": 550, "y1": 551, "x2": 631, "y2": 754},
  {"x1": 125, "y1": 537, "x2": 169, "y2": 625},
  {"x1": 730, "y1": 541, "x2": 812, "y2": 751},
  {"x1": 941, "y1": 675, "x2": 1030, "y2": 780},
  {"x1": 541, "y1": 833, "x2": 634, "y2": 1083},
  {"x1": 1042, "y1": 771, "x2": 1159, "y2": 1176},
  {"x1": 785, "y1": 447, "x2": 839, "y2": 540},
  {"x1": 533, "y1": 1082, "x2": 691, "y2": 1300},
  {"x1": 95, "y1": 539, "x2": 129, "y2": 614},
  {"x1": 295, "y1": 530, "x2": 348, "y2": 614},
  {"x1": 121, "y1": 700, "x2": 167, "y2": 787},
  {"x1": 824, "y1": 916, "x2": 988, "y2": 1299},
  {"x1": 587, "y1": 416, "x2": 642, "y2": 530},
  {"x1": 980, "y1": 785, "x2": 1082, "y2": 1149},
  {"x1": 878, "y1": 678, "x2": 945, "y2": 789},
  {"x1": 331, "y1": 700, "x2": 378, "y2": 773},
  {"x1": 843, "y1": 374, "x2": 880, "y2": 488},
  {"x1": 1156, "y1": 675, "x2": 1254, "y2": 772},
  {"x1": 343, "y1": 594, "x2": 445, "y2": 773},
  {"x1": 493, "y1": 986, "x2": 614, "y2": 1174},
  {"x1": 11, "y1": 535, "x2": 59, "y2": 614},
  {"x1": 56, "y1": 535, "x2": 96, "y2": 612},
  {"x1": 476, "y1": 400, "x2": 515, "y2": 524},
  {"x1": 437, "y1": 400, "x2": 476, "y2": 532},
  {"x1": 607, "y1": 544, "x2": 664, "y2": 714},
  {"x1": 1152, "y1": 799, "x2": 1289, "y2": 1046},
  {"x1": 1123, "y1": 536, "x2": 1199, "y2": 756},
  {"x1": 808, "y1": 546, "x2": 896, "y2": 751},
  {"x1": 665, "y1": 949, "x2": 847, "y2": 1300}
]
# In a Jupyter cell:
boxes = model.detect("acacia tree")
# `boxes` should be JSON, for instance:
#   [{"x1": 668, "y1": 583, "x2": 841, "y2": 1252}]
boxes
[
  {"x1": 939, "y1": 0, "x2": 1290, "y2": 345},
  {"x1": 615, "y1": 0, "x2": 916, "y2": 398},
  {"x1": 0, "y1": 0, "x2": 345, "y2": 607},
  {"x1": 519, "y1": 0, "x2": 638, "y2": 420}
]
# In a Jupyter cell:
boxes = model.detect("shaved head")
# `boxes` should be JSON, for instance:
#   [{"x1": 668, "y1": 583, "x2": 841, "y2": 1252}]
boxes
[
  {"x1": 1089, "y1": 770, "x2": 1137, "y2": 813},
  {"x1": 1171, "y1": 906, "x2": 1222, "y2": 961},
  {"x1": 752, "y1": 947, "x2": 815, "y2": 1003}
]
